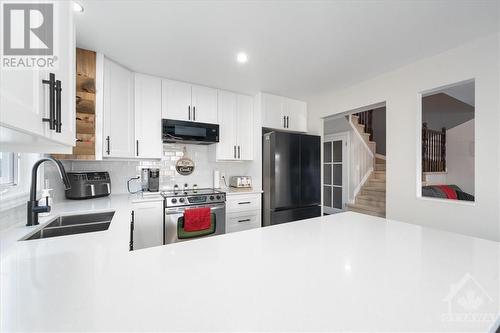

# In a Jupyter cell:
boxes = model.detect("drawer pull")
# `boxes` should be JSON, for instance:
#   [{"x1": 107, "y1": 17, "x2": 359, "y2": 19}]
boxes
[
  {"x1": 238, "y1": 219, "x2": 251, "y2": 223},
  {"x1": 238, "y1": 201, "x2": 251, "y2": 205}
]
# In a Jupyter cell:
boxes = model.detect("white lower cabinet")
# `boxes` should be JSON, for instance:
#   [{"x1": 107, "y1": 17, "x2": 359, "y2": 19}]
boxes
[
  {"x1": 226, "y1": 193, "x2": 262, "y2": 233},
  {"x1": 131, "y1": 200, "x2": 163, "y2": 250}
]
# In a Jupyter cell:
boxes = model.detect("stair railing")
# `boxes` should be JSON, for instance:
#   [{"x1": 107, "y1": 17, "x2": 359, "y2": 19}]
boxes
[
  {"x1": 422, "y1": 122, "x2": 446, "y2": 172},
  {"x1": 353, "y1": 110, "x2": 373, "y2": 141}
]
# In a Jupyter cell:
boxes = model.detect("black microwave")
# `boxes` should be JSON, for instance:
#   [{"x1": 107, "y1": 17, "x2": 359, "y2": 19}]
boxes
[{"x1": 162, "y1": 119, "x2": 219, "y2": 144}]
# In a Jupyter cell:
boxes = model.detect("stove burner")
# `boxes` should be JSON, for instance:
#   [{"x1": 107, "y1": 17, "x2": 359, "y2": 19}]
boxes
[{"x1": 162, "y1": 188, "x2": 225, "y2": 207}]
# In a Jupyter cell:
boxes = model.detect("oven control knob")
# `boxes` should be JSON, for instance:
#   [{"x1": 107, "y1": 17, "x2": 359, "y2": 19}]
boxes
[
  {"x1": 171, "y1": 198, "x2": 177, "y2": 204},
  {"x1": 209, "y1": 196, "x2": 214, "y2": 200},
  {"x1": 179, "y1": 198, "x2": 185, "y2": 203},
  {"x1": 216, "y1": 195, "x2": 221, "y2": 200}
]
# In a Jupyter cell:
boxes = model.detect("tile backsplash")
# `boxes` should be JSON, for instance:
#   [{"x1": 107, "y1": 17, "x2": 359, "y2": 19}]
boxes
[{"x1": 46, "y1": 143, "x2": 260, "y2": 202}]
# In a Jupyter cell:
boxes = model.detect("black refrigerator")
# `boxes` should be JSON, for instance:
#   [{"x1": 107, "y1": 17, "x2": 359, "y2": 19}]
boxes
[{"x1": 263, "y1": 131, "x2": 321, "y2": 226}]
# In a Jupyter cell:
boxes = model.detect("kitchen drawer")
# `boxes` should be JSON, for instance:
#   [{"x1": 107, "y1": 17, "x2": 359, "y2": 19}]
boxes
[
  {"x1": 226, "y1": 194, "x2": 261, "y2": 213},
  {"x1": 226, "y1": 211, "x2": 261, "y2": 233}
]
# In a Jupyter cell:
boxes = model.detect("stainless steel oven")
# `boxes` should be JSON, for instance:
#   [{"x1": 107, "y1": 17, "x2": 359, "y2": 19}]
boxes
[{"x1": 163, "y1": 189, "x2": 226, "y2": 244}]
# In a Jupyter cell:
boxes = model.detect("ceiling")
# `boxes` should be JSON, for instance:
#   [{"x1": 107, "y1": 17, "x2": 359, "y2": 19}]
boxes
[
  {"x1": 75, "y1": 0, "x2": 499, "y2": 100},
  {"x1": 442, "y1": 81, "x2": 475, "y2": 106}
]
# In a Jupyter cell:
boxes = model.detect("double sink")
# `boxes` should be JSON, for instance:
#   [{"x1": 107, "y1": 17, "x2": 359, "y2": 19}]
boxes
[{"x1": 22, "y1": 211, "x2": 115, "y2": 241}]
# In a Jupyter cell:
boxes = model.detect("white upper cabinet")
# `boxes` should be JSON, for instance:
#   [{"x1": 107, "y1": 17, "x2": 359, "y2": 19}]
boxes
[
  {"x1": 103, "y1": 58, "x2": 135, "y2": 158},
  {"x1": 260, "y1": 93, "x2": 307, "y2": 132},
  {"x1": 0, "y1": 1, "x2": 75, "y2": 153},
  {"x1": 216, "y1": 90, "x2": 238, "y2": 160},
  {"x1": 162, "y1": 79, "x2": 218, "y2": 124},
  {"x1": 283, "y1": 98, "x2": 307, "y2": 132},
  {"x1": 216, "y1": 90, "x2": 253, "y2": 161},
  {"x1": 236, "y1": 94, "x2": 254, "y2": 160},
  {"x1": 262, "y1": 93, "x2": 285, "y2": 129},
  {"x1": 134, "y1": 74, "x2": 162, "y2": 159},
  {"x1": 191, "y1": 85, "x2": 218, "y2": 124},
  {"x1": 161, "y1": 79, "x2": 192, "y2": 121}
]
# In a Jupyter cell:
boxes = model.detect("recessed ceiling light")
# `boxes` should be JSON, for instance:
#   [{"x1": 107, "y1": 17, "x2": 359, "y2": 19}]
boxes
[
  {"x1": 73, "y1": 2, "x2": 84, "y2": 13},
  {"x1": 236, "y1": 52, "x2": 248, "y2": 64}
]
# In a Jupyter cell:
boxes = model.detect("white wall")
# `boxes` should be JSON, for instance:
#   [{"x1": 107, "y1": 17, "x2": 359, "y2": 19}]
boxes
[
  {"x1": 447, "y1": 119, "x2": 475, "y2": 195},
  {"x1": 307, "y1": 33, "x2": 499, "y2": 241}
]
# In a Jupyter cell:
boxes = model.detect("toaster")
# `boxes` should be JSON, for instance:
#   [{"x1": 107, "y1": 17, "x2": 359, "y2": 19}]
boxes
[
  {"x1": 229, "y1": 176, "x2": 252, "y2": 188},
  {"x1": 65, "y1": 171, "x2": 111, "y2": 199}
]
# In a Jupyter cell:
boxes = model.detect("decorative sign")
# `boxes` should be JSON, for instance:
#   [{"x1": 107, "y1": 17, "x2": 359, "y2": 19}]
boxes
[{"x1": 176, "y1": 147, "x2": 195, "y2": 176}]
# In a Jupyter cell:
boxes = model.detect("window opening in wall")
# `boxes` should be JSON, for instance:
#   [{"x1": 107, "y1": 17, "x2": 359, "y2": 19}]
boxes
[
  {"x1": 420, "y1": 80, "x2": 475, "y2": 202},
  {"x1": 0, "y1": 152, "x2": 19, "y2": 187}
]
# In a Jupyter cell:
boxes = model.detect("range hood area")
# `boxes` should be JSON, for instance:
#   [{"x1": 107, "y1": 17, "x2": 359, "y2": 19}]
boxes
[{"x1": 162, "y1": 119, "x2": 220, "y2": 145}]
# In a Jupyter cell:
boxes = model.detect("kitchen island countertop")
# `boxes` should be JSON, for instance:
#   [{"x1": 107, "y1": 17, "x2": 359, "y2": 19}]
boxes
[{"x1": 1, "y1": 194, "x2": 498, "y2": 332}]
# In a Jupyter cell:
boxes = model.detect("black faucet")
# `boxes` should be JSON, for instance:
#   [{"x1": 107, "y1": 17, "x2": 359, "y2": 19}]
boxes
[{"x1": 26, "y1": 157, "x2": 71, "y2": 226}]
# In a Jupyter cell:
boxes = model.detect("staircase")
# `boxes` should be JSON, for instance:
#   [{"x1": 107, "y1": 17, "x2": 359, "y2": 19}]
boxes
[{"x1": 346, "y1": 114, "x2": 386, "y2": 218}]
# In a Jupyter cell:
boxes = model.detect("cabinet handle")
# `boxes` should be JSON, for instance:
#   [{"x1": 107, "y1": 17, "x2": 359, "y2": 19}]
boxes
[
  {"x1": 129, "y1": 211, "x2": 134, "y2": 251},
  {"x1": 136, "y1": 140, "x2": 139, "y2": 156},
  {"x1": 283, "y1": 116, "x2": 286, "y2": 128},
  {"x1": 238, "y1": 219, "x2": 251, "y2": 223},
  {"x1": 238, "y1": 201, "x2": 251, "y2": 205},
  {"x1": 234, "y1": 145, "x2": 236, "y2": 159},
  {"x1": 188, "y1": 105, "x2": 191, "y2": 120},
  {"x1": 106, "y1": 136, "x2": 110, "y2": 155},
  {"x1": 42, "y1": 73, "x2": 56, "y2": 130},
  {"x1": 286, "y1": 116, "x2": 289, "y2": 129},
  {"x1": 238, "y1": 146, "x2": 240, "y2": 159},
  {"x1": 55, "y1": 79, "x2": 62, "y2": 133},
  {"x1": 193, "y1": 106, "x2": 196, "y2": 120}
]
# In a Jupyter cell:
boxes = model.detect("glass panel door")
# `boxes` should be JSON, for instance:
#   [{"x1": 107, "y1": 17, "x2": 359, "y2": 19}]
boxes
[{"x1": 323, "y1": 139, "x2": 344, "y2": 212}]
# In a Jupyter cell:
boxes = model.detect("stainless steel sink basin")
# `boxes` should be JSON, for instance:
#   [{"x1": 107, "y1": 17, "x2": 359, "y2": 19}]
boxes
[
  {"x1": 45, "y1": 212, "x2": 115, "y2": 228},
  {"x1": 22, "y1": 211, "x2": 115, "y2": 241}
]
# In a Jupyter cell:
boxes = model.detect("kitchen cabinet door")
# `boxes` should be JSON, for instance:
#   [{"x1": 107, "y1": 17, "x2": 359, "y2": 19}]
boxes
[
  {"x1": 132, "y1": 200, "x2": 163, "y2": 250},
  {"x1": 236, "y1": 94, "x2": 254, "y2": 160},
  {"x1": 0, "y1": 1, "x2": 75, "y2": 152},
  {"x1": 134, "y1": 74, "x2": 162, "y2": 159},
  {"x1": 103, "y1": 58, "x2": 134, "y2": 158},
  {"x1": 261, "y1": 93, "x2": 285, "y2": 129},
  {"x1": 284, "y1": 98, "x2": 307, "y2": 132},
  {"x1": 161, "y1": 79, "x2": 192, "y2": 121},
  {"x1": 44, "y1": 1, "x2": 76, "y2": 146},
  {"x1": 216, "y1": 90, "x2": 238, "y2": 160},
  {"x1": 191, "y1": 84, "x2": 218, "y2": 124}
]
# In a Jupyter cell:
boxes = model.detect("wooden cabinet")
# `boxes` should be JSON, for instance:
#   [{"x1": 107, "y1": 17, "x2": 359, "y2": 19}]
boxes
[
  {"x1": 131, "y1": 200, "x2": 163, "y2": 250},
  {"x1": 0, "y1": 1, "x2": 75, "y2": 153},
  {"x1": 162, "y1": 79, "x2": 218, "y2": 124},
  {"x1": 134, "y1": 74, "x2": 162, "y2": 159},
  {"x1": 226, "y1": 193, "x2": 262, "y2": 233},
  {"x1": 260, "y1": 93, "x2": 307, "y2": 132},
  {"x1": 102, "y1": 58, "x2": 135, "y2": 158},
  {"x1": 216, "y1": 90, "x2": 253, "y2": 160}
]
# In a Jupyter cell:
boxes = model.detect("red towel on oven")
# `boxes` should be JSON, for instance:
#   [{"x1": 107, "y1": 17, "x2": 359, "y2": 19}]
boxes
[
  {"x1": 183, "y1": 207, "x2": 211, "y2": 232},
  {"x1": 437, "y1": 185, "x2": 458, "y2": 200}
]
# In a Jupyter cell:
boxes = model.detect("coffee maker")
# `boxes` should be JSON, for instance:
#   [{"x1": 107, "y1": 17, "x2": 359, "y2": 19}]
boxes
[{"x1": 141, "y1": 168, "x2": 160, "y2": 192}]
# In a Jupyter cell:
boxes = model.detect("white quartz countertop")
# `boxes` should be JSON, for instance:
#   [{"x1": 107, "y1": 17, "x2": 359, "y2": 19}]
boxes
[{"x1": 1, "y1": 195, "x2": 499, "y2": 332}]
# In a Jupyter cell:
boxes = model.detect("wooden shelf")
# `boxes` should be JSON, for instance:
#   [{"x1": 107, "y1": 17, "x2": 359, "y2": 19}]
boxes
[{"x1": 54, "y1": 47, "x2": 97, "y2": 160}]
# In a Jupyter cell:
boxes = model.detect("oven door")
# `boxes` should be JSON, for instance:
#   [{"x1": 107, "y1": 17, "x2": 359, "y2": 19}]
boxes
[
  {"x1": 165, "y1": 203, "x2": 225, "y2": 244},
  {"x1": 162, "y1": 119, "x2": 219, "y2": 144}
]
